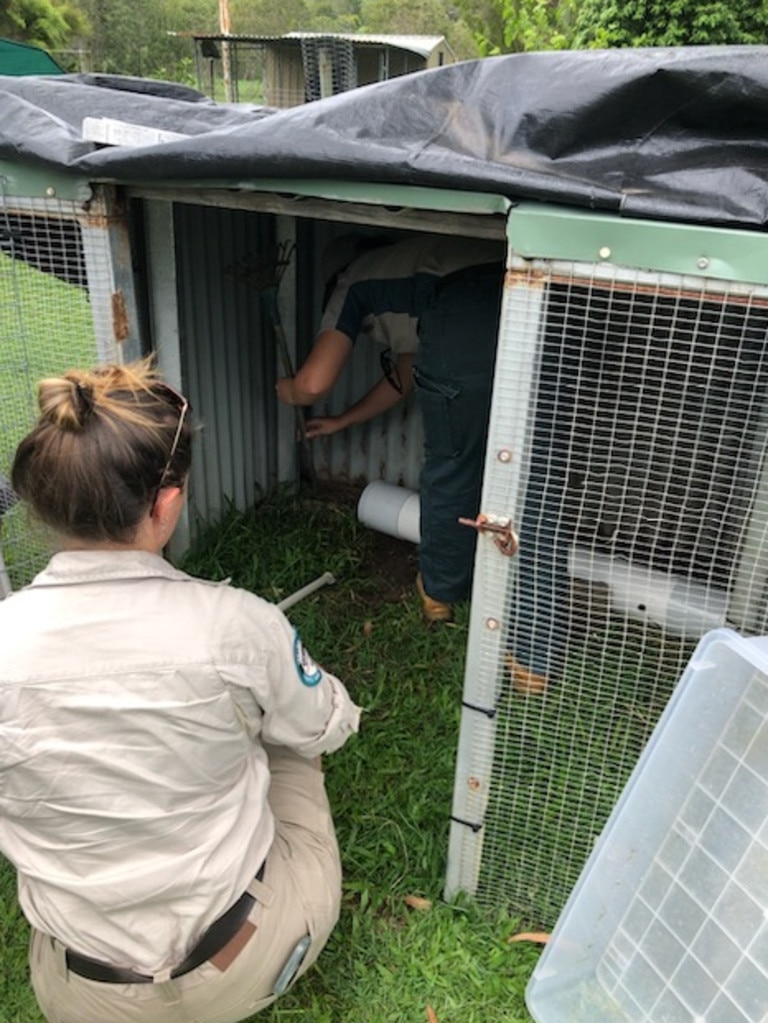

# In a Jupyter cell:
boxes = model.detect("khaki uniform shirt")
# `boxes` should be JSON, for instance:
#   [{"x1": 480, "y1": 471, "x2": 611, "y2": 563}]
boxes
[
  {"x1": 320, "y1": 234, "x2": 505, "y2": 354},
  {"x1": 0, "y1": 550, "x2": 360, "y2": 975}
]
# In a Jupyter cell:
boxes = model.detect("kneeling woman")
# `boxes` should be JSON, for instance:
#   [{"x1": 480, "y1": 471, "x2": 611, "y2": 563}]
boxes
[{"x1": 0, "y1": 359, "x2": 360, "y2": 1023}]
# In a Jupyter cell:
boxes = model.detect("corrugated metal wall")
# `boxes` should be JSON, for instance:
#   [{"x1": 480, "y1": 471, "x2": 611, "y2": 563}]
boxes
[
  {"x1": 166, "y1": 204, "x2": 425, "y2": 537},
  {"x1": 309, "y1": 340, "x2": 424, "y2": 491},
  {"x1": 172, "y1": 203, "x2": 280, "y2": 522}
]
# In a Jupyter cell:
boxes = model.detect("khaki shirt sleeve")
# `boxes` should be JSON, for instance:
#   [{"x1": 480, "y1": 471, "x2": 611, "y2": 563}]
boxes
[{"x1": 220, "y1": 591, "x2": 361, "y2": 758}]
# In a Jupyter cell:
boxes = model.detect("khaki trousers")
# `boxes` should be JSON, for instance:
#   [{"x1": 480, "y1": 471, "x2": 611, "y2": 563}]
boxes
[{"x1": 30, "y1": 746, "x2": 342, "y2": 1023}]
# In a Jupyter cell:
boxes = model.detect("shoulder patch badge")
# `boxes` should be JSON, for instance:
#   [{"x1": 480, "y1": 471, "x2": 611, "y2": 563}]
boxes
[{"x1": 293, "y1": 631, "x2": 323, "y2": 687}]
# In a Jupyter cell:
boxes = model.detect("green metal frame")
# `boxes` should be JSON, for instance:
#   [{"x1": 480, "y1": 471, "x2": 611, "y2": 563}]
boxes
[
  {"x1": 0, "y1": 162, "x2": 92, "y2": 202},
  {"x1": 233, "y1": 181, "x2": 512, "y2": 216},
  {"x1": 508, "y1": 202, "x2": 768, "y2": 286}
]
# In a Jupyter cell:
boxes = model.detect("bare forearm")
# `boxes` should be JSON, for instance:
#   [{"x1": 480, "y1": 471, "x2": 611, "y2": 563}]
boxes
[
  {"x1": 276, "y1": 375, "x2": 326, "y2": 407},
  {"x1": 335, "y1": 376, "x2": 407, "y2": 429},
  {"x1": 276, "y1": 329, "x2": 353, "y2": 407}
]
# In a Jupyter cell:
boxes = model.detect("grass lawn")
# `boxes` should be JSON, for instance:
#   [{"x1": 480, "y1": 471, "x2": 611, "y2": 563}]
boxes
[
  {"x1": 0, "y1": 485, "x2": 542, "y2": 1023},
  {"x1": 0, "y1": 250, "x2": 97, "y2": 588}
]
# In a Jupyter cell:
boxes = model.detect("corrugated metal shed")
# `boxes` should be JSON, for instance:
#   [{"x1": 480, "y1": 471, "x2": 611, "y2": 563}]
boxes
[
  {"x1": 188, "y1": 30, "x2": 453, "y2": 105},
  {"x1": 283, "y1": 32, "x2": 449, "y2": 59}
]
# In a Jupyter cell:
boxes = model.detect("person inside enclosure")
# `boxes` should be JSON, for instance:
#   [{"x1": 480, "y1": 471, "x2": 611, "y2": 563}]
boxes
[
  {"x1": 275, "y1": 233, "x2": 510, "y2": 622},
  {"x1": 0, "y1": 359, "x2": 360, "y2": 1023}
]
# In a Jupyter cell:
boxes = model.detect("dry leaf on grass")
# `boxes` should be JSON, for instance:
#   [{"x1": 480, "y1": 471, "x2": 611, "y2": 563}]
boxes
[
  {"x1": 404, "y1": 894, "x2": 433, "y2": 911},
  {"x1": 508, "y1": 931, "x2": 551, "y2": 944},
  {"x1": 425, "y1": 1005, "x2": 439, "y2": 1023}
]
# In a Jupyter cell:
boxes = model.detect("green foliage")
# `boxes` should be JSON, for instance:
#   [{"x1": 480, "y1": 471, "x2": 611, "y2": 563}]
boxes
[
  {"x1": 10, "y1": 0, "x2": 768, "y2": 81},
  {"x1": 502, "y1": 0, "x2": 576, "y2": 51},
  {"x1": 230, "y1": 0, "x2": 313, "y2": 36},
  {"x1": 457, "y1": 0, "x2": 576, "y2": 56},
  {"x1": 358, "y1": 0, "x2": 478, "y2": 58},
  {"x1": 572, "y1": 0, "x2": 768, "y2": 48},
  {"x1": 0, "y1": 0, "x2": 88, "y2": 50},
  {"x1": 73, "y1": 0, "x2": 217, "y2": 79}
]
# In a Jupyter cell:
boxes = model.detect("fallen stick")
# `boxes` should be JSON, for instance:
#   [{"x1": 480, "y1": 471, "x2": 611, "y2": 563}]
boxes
[{"x1": 278, "y1": 571, "x2": 336, "y2": 612}]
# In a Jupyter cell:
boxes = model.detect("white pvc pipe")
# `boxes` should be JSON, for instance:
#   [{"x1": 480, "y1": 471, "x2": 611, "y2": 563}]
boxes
[
  {"x1": 357, "y1": 481, "x2": 421, "y2": 544},
  {"x1": 568, "y1": 545, "x2": 728, "y2": 638}
]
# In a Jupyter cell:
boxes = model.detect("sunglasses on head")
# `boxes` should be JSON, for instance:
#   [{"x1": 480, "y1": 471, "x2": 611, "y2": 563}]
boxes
[{"x1": 152, "y1": 383, "x2": 190, "y2": 508}]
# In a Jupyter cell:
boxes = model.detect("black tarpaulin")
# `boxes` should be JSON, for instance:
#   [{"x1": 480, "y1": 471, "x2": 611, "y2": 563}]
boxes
[{"x1": 2, "y1": 46, "x2": 768, "y2": 228}]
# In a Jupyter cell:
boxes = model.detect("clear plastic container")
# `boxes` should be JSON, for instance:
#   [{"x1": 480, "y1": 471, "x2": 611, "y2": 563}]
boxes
[{"x1": 526, "y1": 628, "x2": 768, "y2": 1023}]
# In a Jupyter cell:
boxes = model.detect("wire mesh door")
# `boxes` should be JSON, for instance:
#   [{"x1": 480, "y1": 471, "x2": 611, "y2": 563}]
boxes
[
  {"x1": 447, "y1": 246, "x2": 768, "y2": 927},
  {"x1": 0, "y1": 195, "x2": 116, "y2": 592}
]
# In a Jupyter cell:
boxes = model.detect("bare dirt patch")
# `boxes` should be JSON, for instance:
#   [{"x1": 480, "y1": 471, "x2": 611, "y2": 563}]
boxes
[{"x1": 304, "y1": 478, "x2": 419, "y2": 603}]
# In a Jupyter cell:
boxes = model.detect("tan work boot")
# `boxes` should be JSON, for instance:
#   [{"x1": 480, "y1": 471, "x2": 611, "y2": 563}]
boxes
[
  {"x1": 505, "y1": 654, "x2": 548, "y2": 696},
  {"x1": 416, "y1": 573, "x2": 453, "y2": 623}
]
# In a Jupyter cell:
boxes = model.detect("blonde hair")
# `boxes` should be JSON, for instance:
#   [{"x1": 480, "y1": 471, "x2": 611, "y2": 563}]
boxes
[{"x1": 11, "y1": 358, "x2": 192, "y2": 543}]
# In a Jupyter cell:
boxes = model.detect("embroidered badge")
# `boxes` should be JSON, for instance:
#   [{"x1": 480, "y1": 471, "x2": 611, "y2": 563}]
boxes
[{"x1": 293, "y1": 632, "x2": 323, "y2": 687}]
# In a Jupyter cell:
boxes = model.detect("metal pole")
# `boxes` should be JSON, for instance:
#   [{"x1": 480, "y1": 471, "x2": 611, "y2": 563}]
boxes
[
  {"x1": 218, "y1": 0, "x2": 235, "y2": 103},
  {"x1": 278, "y1": 572, "x2": 336, "y2": 612}
]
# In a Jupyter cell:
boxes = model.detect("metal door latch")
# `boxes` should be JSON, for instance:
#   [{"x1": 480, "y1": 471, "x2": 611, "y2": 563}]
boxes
[{"x1": 458, "y1": 513, "x2": 519, "y2": 556}]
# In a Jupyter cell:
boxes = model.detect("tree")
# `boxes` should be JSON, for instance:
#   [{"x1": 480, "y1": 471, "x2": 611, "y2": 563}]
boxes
[
  {"x1": 74, "y1": 0, "x2": 217, "y2": 78},
  {"x1": 230, "y1": 0, "x2": 314, "y2": 37},
  {"x1": 359, "y1": 0, "x2": 478, "y2": 58},
  {"x1": 0, "y1": 0, "x2": 88, "y2": 50},
  {"x1": 572, "y1": 0, "x2": 768, "y2": 48},
  {"x1": 457, "y1": 0, "x2": 576, "y2": 56}
]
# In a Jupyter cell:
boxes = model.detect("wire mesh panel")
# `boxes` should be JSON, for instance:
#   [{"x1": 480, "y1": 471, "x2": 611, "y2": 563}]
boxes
[
  {"x1": 0, "y1": 194, "x2": 114, "y2": 591},
  {"x1": 193, "y1": 37, "x2": 360, "y2": 107},
  {"x1": 448, "y1": 247, "x2": 768, "y2": 927},
  {"x1": 195, "y1": 39, "x2": 273, "y2": 106},
  {"x1": 300, "y1": 37, "x2": 357, "y2": 101}
]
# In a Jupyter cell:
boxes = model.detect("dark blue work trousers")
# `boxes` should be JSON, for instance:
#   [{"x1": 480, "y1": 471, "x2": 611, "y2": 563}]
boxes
[
  {"x1": 414, "y1": 269, "x2": 502, "y2": 605},
  {"x1": 511, "y1": 335, "x2": 574, "y2": 678}
]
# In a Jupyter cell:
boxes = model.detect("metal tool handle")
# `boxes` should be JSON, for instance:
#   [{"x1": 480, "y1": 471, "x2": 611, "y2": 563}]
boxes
[{"x1": 278, "y1": 571, "x2": 336, "y2": 612}]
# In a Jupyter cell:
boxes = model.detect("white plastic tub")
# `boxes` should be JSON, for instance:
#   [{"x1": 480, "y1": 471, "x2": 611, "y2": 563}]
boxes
[{"x1": 527, "y1": 627, "x2": 768, "y2": 1023}]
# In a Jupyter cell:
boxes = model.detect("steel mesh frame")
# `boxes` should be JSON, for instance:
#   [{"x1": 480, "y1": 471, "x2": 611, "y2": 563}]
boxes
[
  {"x1": 448, "y1": 250, "x2": 768, "y2": 926},
  {"x1": 0, "y1": 193, "x2": 119, "y2": 591}
]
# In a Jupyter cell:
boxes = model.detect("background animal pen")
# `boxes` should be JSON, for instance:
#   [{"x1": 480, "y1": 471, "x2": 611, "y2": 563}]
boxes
[
  {"x1": 3, "y1": 50, "x2": 768, "y2": 933},
  {"x1": 188, "y1": 31, "x2": 453, "y2": 105}
]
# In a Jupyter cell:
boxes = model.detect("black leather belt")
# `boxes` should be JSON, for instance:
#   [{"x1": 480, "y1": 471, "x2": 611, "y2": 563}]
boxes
[{"x1": 65, "y1": 861, "x2": 265, "y2": 985}]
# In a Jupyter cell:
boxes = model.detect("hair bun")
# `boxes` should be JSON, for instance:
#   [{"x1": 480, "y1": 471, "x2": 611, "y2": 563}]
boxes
[
  {"x1": 73, "y1": 380, "x2": 95, "y2": 425},
  {"x1": 37, "y1": 373, "x2": 94, "y2": 430}
]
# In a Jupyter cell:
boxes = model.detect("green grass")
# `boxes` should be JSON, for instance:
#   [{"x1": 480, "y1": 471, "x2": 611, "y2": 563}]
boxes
[
  {"x1": 0, "y1": 251, "x2": 98, "y2": 587},
  {"x1": 477, "y1": 614, "x2": 695, "y2": 926},
  {"x1": 187, "y1": 489, "x2": 542, "y2": 1022},
  {"x1": 0, "y1": 253, "x2": 95, "y2": 470},
  {"x1": 0, "y1": 488, "x2": 542, "y2": 1023}
]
